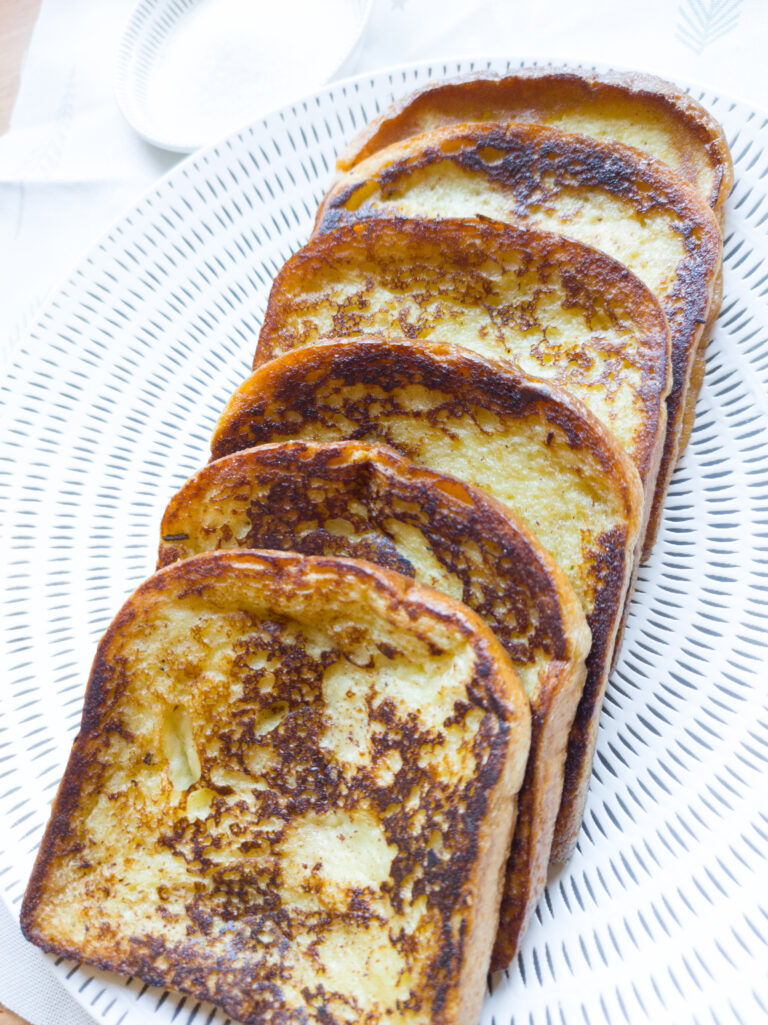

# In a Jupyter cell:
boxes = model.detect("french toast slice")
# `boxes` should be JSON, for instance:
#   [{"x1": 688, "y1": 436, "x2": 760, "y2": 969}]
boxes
[
  {"x1": 336, "y1": 68, "x2": 734, "y2": 221},
  {"x1": 316, "y1": 127, "x2": 722, "y2": 552},
  {"x1": 254, "y1": 217, "x2": 669, "y2": 547},
  {"x1": 157, "y1": 439, "x2": 592, "y2": 966},
  {"x1": 211, "y1": 339, "x2": 644, "y2": 861},
  {"x1": 21, "y1": 550, "x2": 531, "y2": 1025}
]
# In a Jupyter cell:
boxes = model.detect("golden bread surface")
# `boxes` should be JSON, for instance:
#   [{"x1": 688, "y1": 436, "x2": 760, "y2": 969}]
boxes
[
  {"x1": 317, "y1": 126, "x2": 722, "y2": 552},
  {"x1": 160, "y1": 440, "x2": 589, "y2": 701},
  {"x1": 21, "y1": 551, "x2": 530, "y2": 1025},
  {"x1": 211, "y1": 338, "x2": 644, "y2": 860},
  {"x1": 255, "y1": 217, "x2": 670, "y2": 495},
  {"x1": 158, "y1": 439, "x2": 591, "y2": 964},
  {"x1": 336, "y1": 68, "x2": 734, "y2": 217}
]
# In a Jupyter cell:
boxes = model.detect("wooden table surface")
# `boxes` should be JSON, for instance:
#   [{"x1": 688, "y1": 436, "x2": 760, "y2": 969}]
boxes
[
  {"x1": 0, "y1": 0, "x2": 41, "y2": 133},
  {"x1": 0, "y1": 1008, "x2": 29, "y2": 1025},
  {"x1": 1, "y1": 2, "x2": 45, "y2": 1019}
]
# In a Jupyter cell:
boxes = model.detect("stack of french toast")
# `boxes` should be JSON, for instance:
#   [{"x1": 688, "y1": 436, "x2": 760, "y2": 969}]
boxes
[{"x1": 21, "y1": 68, "x2": 732, "y2": 1025}]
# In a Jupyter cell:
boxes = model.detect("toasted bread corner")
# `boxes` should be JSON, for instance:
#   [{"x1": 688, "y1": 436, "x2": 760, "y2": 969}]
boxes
[{"x1": 22, "y1": 550, "x2": 532, "y2": 1024}]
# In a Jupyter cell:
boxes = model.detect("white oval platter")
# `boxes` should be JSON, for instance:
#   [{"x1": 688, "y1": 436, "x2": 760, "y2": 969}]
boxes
[{"x1": 1, "y1": 56, "x2": 767, "y2": 1025}]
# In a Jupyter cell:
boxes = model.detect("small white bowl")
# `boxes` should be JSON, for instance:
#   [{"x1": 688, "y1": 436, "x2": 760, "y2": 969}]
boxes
[{"x1": 116, "y1": 0, "x2": 373, "y2": 152}]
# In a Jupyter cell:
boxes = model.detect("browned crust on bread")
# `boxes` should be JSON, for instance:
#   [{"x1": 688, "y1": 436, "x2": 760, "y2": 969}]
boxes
[
  {"x1": 679, "y1": 254, "x2": 723, "y2": 453},
  {"x1": 491, "y1": 654, "x2": 587, "y2": 969},
  {"x1": 550, "y1": 523, "x2": 636, "y2": 862},
  {"x1": 255, "y1": 216, "x2": 670, "y2": 493},
  {"x1": 211, "y1": 338, "x2": 643, "y2": 866},
  {"x1": 22, "y1": 550, "x2": 530, "y2": 1024},
  {"x1": 157, "y1": 439, "x2": 591, "y2": 963},
  {"x1": 336, "y1": 68, "x2": 734, "y2": 215},
  {"x1": 319, "y1": 126, "x2": 723, "y2": 557},
  {"x1": 219, "y1": 339, "x2": 640, "y2": 498}
]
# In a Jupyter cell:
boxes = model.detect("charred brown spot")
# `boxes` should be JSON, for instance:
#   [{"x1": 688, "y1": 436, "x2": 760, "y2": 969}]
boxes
[{"x1": 21, "y1": 552, "x2": 527, "y2": 1025}]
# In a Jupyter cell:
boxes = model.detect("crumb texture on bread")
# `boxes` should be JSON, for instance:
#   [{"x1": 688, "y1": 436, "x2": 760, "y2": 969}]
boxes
[
  {"x1": 218, "y1": 339, "x2": 642, "y2": 614},
  {"x1": 212, "y1": 340, "x2": 643, "y2": 864},
  {"x1": 318, "y1": 126, "x2": 722, "y2": 551},
  {"x1": 22, "y1": 551, "x2": 530, "y2": 1025},
  {"x1": 160, "y1": 439, "x2": 590, "y2": 700},
  {"x1": 321, "y1": 124, "x2": 721, "y2": 392},
  {"x1": 335, "y1": 68, "x2": 734, "y2": 215},
  {"x1": 159, "y1": 439, "x2": 591, "y2": 965},
  {"x1": 255, "y1": 218, "x2": 670, "y2": 489},
  {"x1": 325, "y1": 125, "x2": 717, "y2": 310}
]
